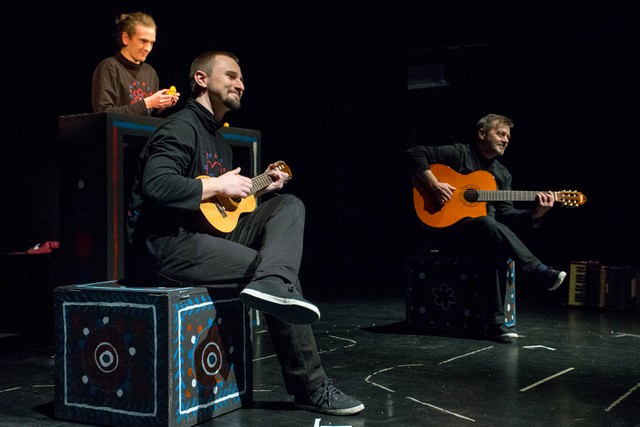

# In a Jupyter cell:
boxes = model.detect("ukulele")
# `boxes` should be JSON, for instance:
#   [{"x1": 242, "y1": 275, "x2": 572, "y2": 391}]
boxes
[{"x1": 196, "y1": 161, "x2": 292, "y2": 234}]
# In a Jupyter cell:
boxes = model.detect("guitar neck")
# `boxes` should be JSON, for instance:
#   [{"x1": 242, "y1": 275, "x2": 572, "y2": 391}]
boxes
[
  {"x1": 248, "y1": 161, "x2": 291, "y2": 195},
  {"x1": 249, "y1": 172, "x2": 273, "y2": 196},
  {"x1": 476, "y1": 190, "x2": 557, "y2": 202}
]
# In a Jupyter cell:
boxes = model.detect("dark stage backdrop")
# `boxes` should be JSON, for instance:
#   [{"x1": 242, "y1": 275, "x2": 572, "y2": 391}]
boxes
[{"x1": 1, "y1": 1, "x2": 638, "y2": 297}]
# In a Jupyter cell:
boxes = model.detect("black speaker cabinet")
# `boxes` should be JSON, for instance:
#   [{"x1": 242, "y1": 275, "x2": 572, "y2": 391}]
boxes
[{"x1": 59, "y1": 113, "x2": 260, "y2": 285}]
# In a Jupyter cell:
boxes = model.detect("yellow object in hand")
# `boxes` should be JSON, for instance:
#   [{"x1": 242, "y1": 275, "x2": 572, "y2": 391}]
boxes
[{"x1": 167, "y1": 85, "x2": 177, "y2": 95}]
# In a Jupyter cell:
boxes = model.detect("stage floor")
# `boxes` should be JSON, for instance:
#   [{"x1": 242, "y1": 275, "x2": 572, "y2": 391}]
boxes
[{"x1": 1, "y1": 289, "x2": 639, "y2": 426}]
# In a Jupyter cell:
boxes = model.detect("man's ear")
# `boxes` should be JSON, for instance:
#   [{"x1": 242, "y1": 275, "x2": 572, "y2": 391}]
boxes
[
  {"x1": 121, "y1": 31, "x2": 130, "y2": 46},
  {"x1": 477, "y1": 128, "x2": 486, "y2": 140},
  {"x1": 193, "y1": 70, "x2": 208, "y2": 90}
]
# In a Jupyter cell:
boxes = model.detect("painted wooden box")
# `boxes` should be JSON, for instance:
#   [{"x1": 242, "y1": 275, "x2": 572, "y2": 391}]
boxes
[
  {"x1": 406, "y1": 257, "x2": 516, "y2": 334},
  {"x1": 54, "y1": 281, "x2": 251, "y2": 426}
]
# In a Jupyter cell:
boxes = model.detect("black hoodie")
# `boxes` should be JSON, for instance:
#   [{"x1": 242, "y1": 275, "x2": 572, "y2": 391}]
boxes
[{"x1": 127, "y1": 99, "x2": 233, "y2": 245}]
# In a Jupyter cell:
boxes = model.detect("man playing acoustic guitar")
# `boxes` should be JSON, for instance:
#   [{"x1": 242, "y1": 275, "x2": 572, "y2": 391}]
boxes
[
  {"x1": 126, "y1": 51, "x2": 364, "y2": 415},
  {"x1": 406, "y1": 114, "x2": 568, "y2": 342}
]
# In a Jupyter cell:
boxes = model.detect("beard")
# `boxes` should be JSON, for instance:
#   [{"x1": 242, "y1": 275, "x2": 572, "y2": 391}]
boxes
[{"x1": 223, "y1": 95, "x2": 241, "y2": 110}]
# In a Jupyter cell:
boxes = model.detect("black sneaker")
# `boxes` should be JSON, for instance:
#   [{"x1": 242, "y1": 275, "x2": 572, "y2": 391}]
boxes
[
  {"x1": 239, "y1": 277, "x2": 321, "y2": 325},
  {"x1": 534, "y1": 265, "x2": 567, "y2": 291},
  {"x1": 486, "y1": 324, "x2": 518, "y2": 343},
  {"x1": 294, "y1": 379, "x2": 365, "y2": 416}
]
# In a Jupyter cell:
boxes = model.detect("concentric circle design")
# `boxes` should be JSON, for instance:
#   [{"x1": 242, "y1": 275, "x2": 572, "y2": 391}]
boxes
[
  {"x1": 194, "y1": 330, "x2": 223, "y2": 388},
  {"x1": 81, "y1": 325, "x2": 130, "y2": 392},
  {"x1": 94, "y1": 342, "x2": 119, "y2": 373},
  {"x1": 201, "y1": 342, "x2": 222, "y2": 376}
]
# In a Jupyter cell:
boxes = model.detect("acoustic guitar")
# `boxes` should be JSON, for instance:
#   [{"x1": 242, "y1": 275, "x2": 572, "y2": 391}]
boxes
[
  {"x1": 196, "y1": 161, "x2": 292, "y2": 234},
  {"x1": 413, "y1": 164, "x2": 587, "y2": 228}
]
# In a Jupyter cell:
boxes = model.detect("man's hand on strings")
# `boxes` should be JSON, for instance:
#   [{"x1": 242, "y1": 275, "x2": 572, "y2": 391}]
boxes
[
  {"x1": 431, "y1": 181, "x2": 456, "y2": 206},
  {"x1": 262, "y1": 163, "x2": 289, "y2": 193},
  {"x1": 533, "y1": 191, "x2": 555, "y2": 219},
  {"x1": 200, "y1": 167, "x2": 252, "y2": 201}
]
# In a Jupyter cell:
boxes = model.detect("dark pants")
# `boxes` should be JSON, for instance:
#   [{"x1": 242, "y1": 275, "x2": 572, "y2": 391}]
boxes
[
  {"x1": 422, "y1": 216, "x2": 541, "y2": 325},
  {"x1": 141, "y1": 194, "x2": 326, "y2": 397}
]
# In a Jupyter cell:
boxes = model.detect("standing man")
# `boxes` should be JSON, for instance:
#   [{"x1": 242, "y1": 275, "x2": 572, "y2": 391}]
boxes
[
  {"x1": 126, "y1": 51, "x2": 364, "y2": 415},
  {"x1": 406, "y1": 114, "x2": 566, "y2": 342},
  {"x1": 92, "y1": 12, "x2": 179, "y2": 116}
]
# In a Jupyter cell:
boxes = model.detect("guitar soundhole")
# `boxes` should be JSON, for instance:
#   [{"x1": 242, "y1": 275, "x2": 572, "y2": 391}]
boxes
[{"x1": 463, "y1": 189, "x2": 479, "y2": 203}]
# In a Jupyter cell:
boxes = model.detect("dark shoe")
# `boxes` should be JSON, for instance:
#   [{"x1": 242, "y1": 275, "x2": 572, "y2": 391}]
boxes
[
  {"x1": 534, "y1": 265, "x2": 567, "y2": 291},
  {"x1": 486, "y1": 324, "x2": 518, "y2": 343},
  {"x1": 294, "y1": 379, "x2": 365, "y2": 415},
  {"x1": 239, "y1": 277, "x2": 320, "y2": 325}
]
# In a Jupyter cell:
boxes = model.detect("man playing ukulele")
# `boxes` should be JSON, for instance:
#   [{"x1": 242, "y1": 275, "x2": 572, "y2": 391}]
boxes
[{"x1": 126, "y1": 51, "x2": 363, "y2": 416}]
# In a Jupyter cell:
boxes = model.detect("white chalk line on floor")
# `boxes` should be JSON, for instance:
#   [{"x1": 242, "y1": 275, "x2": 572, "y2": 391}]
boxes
[
  {"x1": 519, "y1": 367, "x2": 574, "y2": 392},
  {"x1": 365, "y1": 363, "x2": 475, "y2": 422}
]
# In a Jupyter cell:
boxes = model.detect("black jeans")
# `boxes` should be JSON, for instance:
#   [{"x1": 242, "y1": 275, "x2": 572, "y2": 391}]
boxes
[
  {"x1": 141, "y1": 194, "x2": 327, "y2": 397},
  {"x1": 422, "y1": 216, "x2": 541, "y2": 325}
]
